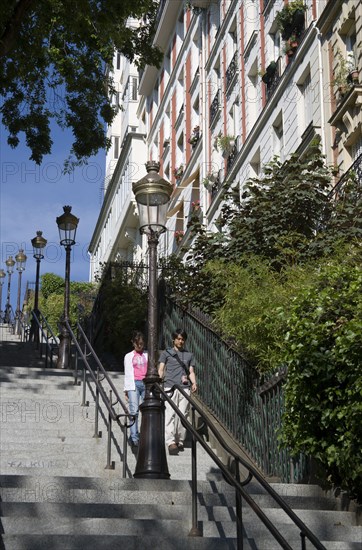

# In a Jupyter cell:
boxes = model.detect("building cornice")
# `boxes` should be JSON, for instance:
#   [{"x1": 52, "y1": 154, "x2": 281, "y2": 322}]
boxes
[{"x1": 139, "y1": 0, "x2": 183, "y2": 96}]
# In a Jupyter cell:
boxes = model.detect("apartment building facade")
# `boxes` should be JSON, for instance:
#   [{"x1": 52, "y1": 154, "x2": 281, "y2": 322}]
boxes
[{"x1": 89, "y1": 0, "x2": 361, "y2": 281}]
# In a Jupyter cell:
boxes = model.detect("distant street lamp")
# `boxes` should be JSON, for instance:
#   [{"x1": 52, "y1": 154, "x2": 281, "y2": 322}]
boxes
[
  {"x1": 4, "y1": 256, "x2": 15, "y2": 323},
  {"x1": 56, "y1": 205, "x2": 79, "y2": 369},
  {"x1": 15, "y1": 249, "x2": 27, "y2": 334},
  {"x1": 0, "y1": 268, "x2": 6, "y2": 322},
  {"x1": 133, "y1": 161, "x2": 173, "y2": 479},
  {"x1": 30, "y1": 231, "x2": 47, "y2": 343}
]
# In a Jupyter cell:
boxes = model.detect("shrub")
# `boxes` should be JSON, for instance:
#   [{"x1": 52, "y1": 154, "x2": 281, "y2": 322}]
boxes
[{"x1": 279, "y1": 257, "x2": 362, "y2": 500}]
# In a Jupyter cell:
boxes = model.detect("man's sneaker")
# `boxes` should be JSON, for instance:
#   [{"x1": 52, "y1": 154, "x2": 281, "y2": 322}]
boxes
[
  {"x1": 168, "y1": 443, "x2": 179, "y2": 455},
  {"x1": 177, "y1": 443, "x2": 184, "y2": 451},
  {"x1": 128, "y1": 438, "x2": 139, "y2": 448}
]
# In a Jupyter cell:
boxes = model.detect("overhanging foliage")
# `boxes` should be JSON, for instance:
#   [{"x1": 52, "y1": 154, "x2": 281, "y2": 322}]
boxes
[{"x1": 0, "y1": 0, "x2": 162, "y2": 166}]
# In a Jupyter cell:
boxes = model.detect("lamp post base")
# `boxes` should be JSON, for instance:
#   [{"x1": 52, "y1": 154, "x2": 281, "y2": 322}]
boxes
[
  {"x1": 57, "y1": 323, "x2": 71, "y2": 369},
  {"x1": 134, "y1": 376, "x2": 170, "y2": 479}
]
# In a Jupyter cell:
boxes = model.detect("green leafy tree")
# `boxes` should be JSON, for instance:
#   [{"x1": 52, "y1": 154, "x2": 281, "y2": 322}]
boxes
[
  {"x1": 203, "y1": 257, "x2": 316, "y2": 371},
  {"x1": 0, "y1": 0, "x2": 162, "y2": 166},
  {"x1": 221, "y1": 146, "x2": 332, "y2": 265},
  {"x1": 31, "y1": 272, "x2": 96, "y2": 332},
  {"x1": 40, "y1": 273, "x2": 64, "y2": 299},
  {"x1": 279, "y1": 255, "x2": 362, "y2": 500}
]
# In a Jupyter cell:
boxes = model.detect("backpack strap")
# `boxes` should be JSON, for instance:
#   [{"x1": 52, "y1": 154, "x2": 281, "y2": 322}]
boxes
[{"x1": 167, "y1": 349, "x2": 190, "y2": 377}]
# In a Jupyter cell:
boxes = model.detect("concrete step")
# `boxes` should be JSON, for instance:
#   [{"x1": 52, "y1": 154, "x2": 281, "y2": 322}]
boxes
[
  {"x1": 0, "y1": 500, "x2": 357, "y2": 527},
  {"x1": 0, "y1": 515, "x2": 360, "y2": 544},
  {"x1": 0, "y1": 534, "x2": 241, "y2": 550},
  {"x1": 1, "y1": 329, "x2": 360, "y2": 550}
]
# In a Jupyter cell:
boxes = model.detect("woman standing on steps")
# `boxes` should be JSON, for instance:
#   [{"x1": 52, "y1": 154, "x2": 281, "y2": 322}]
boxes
[
  {"x1": 124, "y1": 331, "x2": 148, "y2": 448},
  {"x1": 158, "y1": 328, "x2": 197, "y2": 456}
]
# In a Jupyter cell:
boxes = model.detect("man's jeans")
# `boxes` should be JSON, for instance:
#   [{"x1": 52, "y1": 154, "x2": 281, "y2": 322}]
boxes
[{"x1": 128, "y1": 380, "x2": 145, "y2": 443}]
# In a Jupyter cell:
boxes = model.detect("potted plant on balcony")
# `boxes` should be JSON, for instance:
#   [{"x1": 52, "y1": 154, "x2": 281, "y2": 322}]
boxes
[
  {"x1": 215, "y1": 135, "x2": 236, "y2": 157},
  {"x1": 202, "y1": 172, "x2": 216, "y2": 190},
  {"x1": 346, "y1": 52, "x2": 359, "y2": 84},
  {"x1": 188, "y1": 125, "x2": 200, "y2": 148},
  {"x1": 284, "y1": 35, "x2": 299, "y2": 57},
  {"x1": 261, "y1": 61, "x2": 277, "y2": 84},
  {"x1": 174, "y1": 230, "x2": 184, "y2": 244},
  {"x1": 332, "y1": 50, "x2": 353, "y2": 97},
  {"x1": 276, "y1": 0, "x2": 306, "y2": 41},
  {"x1": 173, "y1": 165, "x2": 184, "y2": 180}
]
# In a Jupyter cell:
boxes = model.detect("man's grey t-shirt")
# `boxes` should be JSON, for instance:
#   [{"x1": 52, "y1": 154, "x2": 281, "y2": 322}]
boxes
[{"x1": 159, "y1": 348, "x2": 195, "y2": 388}]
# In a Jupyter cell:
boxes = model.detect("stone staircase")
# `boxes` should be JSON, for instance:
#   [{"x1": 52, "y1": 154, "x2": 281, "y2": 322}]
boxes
[{"x1": 1, "y1": 324, "x2": 361, "y2": 549}]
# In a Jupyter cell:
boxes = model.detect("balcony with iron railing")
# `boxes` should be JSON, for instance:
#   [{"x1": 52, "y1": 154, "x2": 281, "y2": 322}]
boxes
[
  {"x1": 226, "y1": 135, "x2": 240, "y2": 174},
  {"x1": 210, "y1": 91, "x2": 220, "y2": 125},
  {"x1": 211, "y1": 169, "x2": 223, "y2": 200},
  {"x1": 263, "y1": 57, "x2": 283, "y2": 101},
  {"x1": 225, "y1": 51, "x2": 238, "y2": 93},
  {"x1": 174, "y1": 105, "x2": 184, "y2": 131},
  {"x1": 329, "y1": 153, "x2": 362, "y2": 202}
]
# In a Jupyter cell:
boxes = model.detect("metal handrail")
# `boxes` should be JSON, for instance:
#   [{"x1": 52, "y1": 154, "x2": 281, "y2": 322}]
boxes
[
  {"x1": 6, "y1": 305, "x2": 16, "y2": 333},
  {"x1": 161, "y1": 295, "x2": 306, "y2": 482},
  {"x1": 65, "y1": 320, "x2": 134, "y2": 478},
  {"x1": 158, "y1": 383, "x2": 326, "y2": 550},
  {"x1": 31, "y1": 310, "x2": 59, "y2": 368},
  {"x1": 16, "y1": 313, "x2": 29, "y2": 342}
]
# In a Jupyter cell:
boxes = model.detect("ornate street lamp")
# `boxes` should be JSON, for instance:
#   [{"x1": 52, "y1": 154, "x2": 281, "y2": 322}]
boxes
[
  {"x1": 133, "y1": 160, "x2": 173, "y2": 479},
  {"x1": 0, "y1": 268, "x2": 6, "y2": 322},
  {"x1": 4, "y1": 256, "x2": 15, "y2": 323},
  {"x1": 15, "y1": 249, "x2": 27, "y2": 334},
  {"x1": 56, "y1": 205, "x2": 79, "y2": 369},
  {"x1": 29, "y1": 231, "x2": 47, "y2": 343}
]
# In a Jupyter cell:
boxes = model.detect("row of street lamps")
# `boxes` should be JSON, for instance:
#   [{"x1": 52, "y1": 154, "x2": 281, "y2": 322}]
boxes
[
  {"x1": 1, "y1": 207, "x2": 79, "y2": 372},
  {"x1": 1, "y1": 163, "x2": 174, "y2": 479},
  {"x1": 0, "y1": 251, "x2": 27, "y2": 328}
]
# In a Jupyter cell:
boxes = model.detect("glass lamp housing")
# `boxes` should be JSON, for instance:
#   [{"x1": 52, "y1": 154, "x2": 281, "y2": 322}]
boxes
[
  {"x1": 15, "y1": 249, "x2": 27, "y2": 272},
  {"x1": 31, "y1": 231, "x2": 47, "y2": 259},
  {"x1": 56, "y1": 206, "x2": 79, "y2": 246},
  {"x1": 132, "y1": 161, "x2": 173, "y2": 235}
]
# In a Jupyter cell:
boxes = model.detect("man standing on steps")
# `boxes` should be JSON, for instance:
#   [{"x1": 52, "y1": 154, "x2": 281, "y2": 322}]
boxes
[{"x1": 158, "y1": 329, "x2": 197, "y2": 456}]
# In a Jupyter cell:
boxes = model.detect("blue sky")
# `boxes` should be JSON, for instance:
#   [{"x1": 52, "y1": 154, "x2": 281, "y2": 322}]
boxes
[{"x1": 0, "y1": 122, "x2": 105, "y2": 310}]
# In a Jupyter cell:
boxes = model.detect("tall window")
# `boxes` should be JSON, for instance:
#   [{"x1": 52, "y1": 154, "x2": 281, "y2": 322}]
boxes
[
  {"x1": 114, "y1": 136, "x2": 119, "y2": 159},
  {"x1": 346, "y1": 31, "x2": 357, "y2": 70},
  {"x1": 130, "y1": 77, "x2": 138, "y2": 101},
  {"x1": 116, "y1": 51, "x2": 121, "y2": 71},
  {"x1": 298, "y1": 70, "x2": 312, "y2": 133},
  {"x1": 273, "y1": 113, "x2": 284, "y2": 160}
]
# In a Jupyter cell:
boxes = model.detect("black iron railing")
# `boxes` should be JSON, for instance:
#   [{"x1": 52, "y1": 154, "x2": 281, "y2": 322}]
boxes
[
  {"x1": 329, "y1": 153, "x2": 362, "y2": 202},
  {"x1": 30, "y1": 309, "x2": 59, "y2": 368},
  {"x1": 66, "y1": 320, "x2": 134, "y2": 478},
  {"x1": 226, "y1": 51, "x2": 238, "y2": 92},
  {"x1": 210, "y1": 91, "x2": 220, "y2": 123},
  {"x1": 226, "y1": 135, "x2": 240, "y2": 173},
  {"x1": 160, "y1": 297, "x2": 307, "y2": 483},
  {"x1": 158, "y1": 384, "x2": 326, "y2": 550},
  {"x1": 265, "y1": 57, "x2": 282, "y2": 101},
  {"x1": 211, "y1": 169, "x2": 222, "y2": 199}
]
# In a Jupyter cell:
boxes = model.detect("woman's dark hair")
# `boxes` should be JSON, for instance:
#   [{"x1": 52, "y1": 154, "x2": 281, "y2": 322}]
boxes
[
  {"x1": 131, "y1": 331, "x2": 144, "y2": 344},
  {"x1": 172, "y1": 328, "x2": 187, "y2": 340}
]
